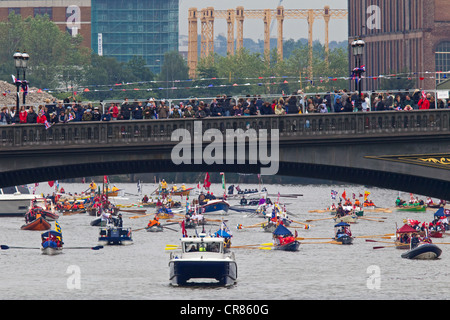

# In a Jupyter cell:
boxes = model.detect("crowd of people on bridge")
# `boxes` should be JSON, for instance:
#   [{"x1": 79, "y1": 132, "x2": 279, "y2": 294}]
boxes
[{"x1": 0, "y1": 89, "x2": 448, "y2": 125}]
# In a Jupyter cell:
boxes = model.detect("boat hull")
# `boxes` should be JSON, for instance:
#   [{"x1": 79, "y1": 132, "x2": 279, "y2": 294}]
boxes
[
  {"x1": 98, "y1": 228, "x2": 133, "y2": 246},
  {"x1": 273, "y1": 241, "x2": 300, "y2": 251},
  {"x1": 41, "y1": 245, "x2": 63, "y2": 255},
  {"x1": 146, "y1": 225, "x2": 163, "y2": 232},
  {"x1": 201, "y1": 200, "x2": 230, "y2": 215},
  {"x1": 334, "y1": 215, "x2": 358, "y2": 224},
  {"x1": 21, "y1": 217, "x2": 51, "y2": 231},
  {"x1": 396, "y1": 205, "x2": 427, "y2": 212},
  {"x1": 169, "y1": 260, "x2": 237, "y2": 286},
  {"x1": 0, "y1": 197, "x2": 34, "y2": 217},
  {"x1": 335, "y1": 235, "x2": 353, "y2": 245},
  {"x1": 401, "y1": 244, "x2": 442, "y2": 260}
]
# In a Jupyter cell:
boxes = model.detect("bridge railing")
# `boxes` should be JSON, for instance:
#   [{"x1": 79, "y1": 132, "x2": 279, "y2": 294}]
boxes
[{"x1": 0, "y1": 109, "x2": 448, "y2": 148}]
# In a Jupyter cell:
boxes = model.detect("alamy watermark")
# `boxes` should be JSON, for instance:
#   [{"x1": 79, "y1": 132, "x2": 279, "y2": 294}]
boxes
[
  {"x1": 171, "y1": 121, "x2": 279, "y2": 175},
  {"x1": 366, "y1": 5, "x2": 381, "y2": 30}
]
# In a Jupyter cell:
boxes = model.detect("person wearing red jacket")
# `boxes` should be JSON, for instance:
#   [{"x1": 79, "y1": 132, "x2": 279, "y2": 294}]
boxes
[
  {"x1": 37, "y1": 110, "x2": 47, "y2": 123},
  {"x1": 418, "y1": 93, "x2": 430, "y2": 109},
  {"x1": 19, "y1": 106, "x2": 27, "y2": 123}
]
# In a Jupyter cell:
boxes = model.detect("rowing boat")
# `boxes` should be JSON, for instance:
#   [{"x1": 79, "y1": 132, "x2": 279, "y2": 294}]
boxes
[
  {"x1": 401, "y1": 243, "x2": 442, "y2": 260},
  {"x1": 396, "y1": 204, "x2": 427, "y2": 212},
  {"x1": 21, "y1": 216, "x2": 51, "y2": 231},
  {"x1": 334, "y1": 214, "x2": 358, "y2": 224}
]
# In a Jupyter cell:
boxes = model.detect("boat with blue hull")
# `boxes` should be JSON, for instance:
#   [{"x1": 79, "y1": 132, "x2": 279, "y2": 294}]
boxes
[
  {"x1": 169, "y1": 235, "x2": 237, "y2": 286},
  {"x1": 272, "y1": 224, "x2": 300, "y2": 252},
  {"x1": 98, "y1": 227, "x2": 133, "y2": 246},
  {"x1": 401, "y1": 243, "x2": 442, "y2": 260},
  {"x1": 201, "y1": 200, "x2": 230, "y2": 215}
]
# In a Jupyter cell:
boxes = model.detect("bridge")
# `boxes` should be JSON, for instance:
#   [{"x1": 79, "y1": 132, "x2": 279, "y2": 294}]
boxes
[{"x1": 0, "y1": 109, "x2": 449, "y2": 199}]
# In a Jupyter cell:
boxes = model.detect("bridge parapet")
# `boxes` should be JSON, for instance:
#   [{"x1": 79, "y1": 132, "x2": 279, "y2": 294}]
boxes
[{"x1": 0, "y1": 110, "x2": 448, "y2": 148}]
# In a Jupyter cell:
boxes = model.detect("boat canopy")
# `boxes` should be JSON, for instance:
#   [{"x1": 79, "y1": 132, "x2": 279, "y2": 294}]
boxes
[
  {"x1": 273, "y1": 224, "x2": 292, "y2": 236},
  {"x1": 434, "y1": 207, "x2": 446, "y2": 217},
  {"x1": 41, "y1": 230, "x2": 62, "y2": 238},
  {"x1": 215, "y1": 229, "x2": 231, "y2": 238},
  {"x1": 397, "y1": 224, "x2": 417, "y2": 233},
  {"x1": 334, "y1": 222, "x2": 350, "y2": 227}
]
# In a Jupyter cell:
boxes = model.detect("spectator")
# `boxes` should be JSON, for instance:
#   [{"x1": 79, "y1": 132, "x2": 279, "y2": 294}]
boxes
[
  {"x1": 101, "y1": 109, "x2": 111, "y2": 121},
  {"x1": 374, "y1": 96, "x2": 385, "y2": 111},
  {"x1": 158, "y1": 101, "x2": 169, "y2": 119},
  {"x1": 19, "y1": 106, "x2": 27, "y2": 123},
  {"x1": 170, "y1": 105, "x2": 182, "y2": 118},
  {"x1": 82, "y1": 109, "x2": 93, "y2": 121},
  {"x1": 37, "y1": 110, "x2": 47, "y2": 124},
  {"x1": 183, "y1": 105, "x2": 195, "y2": 118},
  {"x1": 132, "y1": 102, "x2": 143, "y2": 120},
  {"x1": 418, "y1": 92, "x2": 430, "y2": 109},
  {"x1": 92, "y1": 107, "x2": 102, "y2": 121},
  {"x1": 109, "y1": 103, "x2": 119, "y2": 120},
  {"x1": 26, "y1": 106, "x2": 37, "y2": 123},
  {"x1": 260, "y1": 102, "x2": 273, "y2": 115},
  {"x1": 0, "y1": 107, "x2": 10, "y2": 125}
]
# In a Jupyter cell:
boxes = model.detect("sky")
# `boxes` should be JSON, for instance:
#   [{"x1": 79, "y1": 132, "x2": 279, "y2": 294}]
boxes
[{"x1": 179, "y1": 0, "x2": 349, "y2": 43}]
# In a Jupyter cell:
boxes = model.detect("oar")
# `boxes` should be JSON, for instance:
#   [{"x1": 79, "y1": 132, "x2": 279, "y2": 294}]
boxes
[
  {"x1": 65, "y1": 246, "x2": 104, "y2": 250},
  {"x1": 373, "y1": 245, "x2": 402, "y2": 249},
  {"x1": 165, "y1": 247, "x2": 180, "y2": 250},
  {"x1": 119, "y1": 209, "x2": 147, "y2": 214},
  {"x1": 354, "y1": 233, "x2": 395, "y2": 238},
  {"x1": 296, "y1": 237, "x2": 333, "y2": 240},
  {"x1": 363, "y1": 216, "x2": 388, "y2": 219},
  {"x1": 358, "y1": 217, "x2": 385, "y2": 222},
  {"x1": 291, "y1": 220, "x2": 315, "y2": 227},
  {"x1": 300, "y1": 241, "x2": 342, "y2": 245},
  {"x1": 161, "y1": 225, "x2": 178, "y2": 232},
  {"x1": 365, "y1": 239, "x2": 395, "y2": 244},
  {"x1": 1, "y1": 245, "x2": 40, "y2": 250},
  {"x1": 305, "y1": 217, "x2": 334, "y2": 222},
  {"x1": 129, "y1": 213, "x2": 153, "y2": 219}
]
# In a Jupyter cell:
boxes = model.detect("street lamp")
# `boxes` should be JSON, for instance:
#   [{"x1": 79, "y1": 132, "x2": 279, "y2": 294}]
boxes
[
  {"x1": 13, "y1": 50, "x2": 30, "y2": 119},
  {"x1": 351, "y1": 38, "x2": 365, "y2": 107}
]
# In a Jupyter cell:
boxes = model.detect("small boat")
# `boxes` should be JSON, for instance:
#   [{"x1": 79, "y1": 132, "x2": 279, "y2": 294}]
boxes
[
  {"x1": 168, "y1": 234, "x2": 237, "y2": 286},
  {"x1": 395, "y1": 224, "x2": 420, "y2": 249},
  {"x1": 21, "y1": 215, "x2": 51, "y2": 231},
  {"x1": 146, "y1": 224, "x2": 164, "y2": 232},
  {"x1": 262, "y1": 221, "x2": 278, "y2": 233},
  {"x1": 0, "y1": 186, "x2": 37, "y2": 217},
  {"x1": 272, "y1": 224, "x2": 300, "y2": 252},
  {"x1": 98, "y1": 226, "x2": 133, "y2": 246},
  {"x1": 41, "y1": 230, "x2": 63, "y2": 255},
  {"x1": 396, "y1": 204, "x2": 427, "y2": 212},
  {"x1": 401, "y1": 243, "x2": 442, "y2": 260},
  {"x1": 334, "y1": 222, "x2": 354, "y2": 244},
  {"x1": 334, "y1": 214, "x2": 358, "y2": 224},
  {"x1": 157, "y1": 187, "x2": 194, "y2": 197},
  {"x1": 200, "y1": 200, "x2": 230, "y2": 215}
]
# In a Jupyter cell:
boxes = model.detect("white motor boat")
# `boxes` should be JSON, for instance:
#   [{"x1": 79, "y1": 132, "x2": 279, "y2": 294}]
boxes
[
  {"x1": 169, "y1": 234, "x2": 237, "y2": 286},
  {"x1": 0, "y1": 186, "x2": 36, "y2": 217}
]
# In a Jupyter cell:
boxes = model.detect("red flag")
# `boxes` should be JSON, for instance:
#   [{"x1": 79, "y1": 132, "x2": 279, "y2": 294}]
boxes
[
  {"x1": 48, "y1": 181, "x2": 54, "y2": 187},
  {"x1": 103, "y1": 175, "x2": 108, "y2": 184},
  {"x1": 203, "y1": 173, "x2": 211, "y2": 189},
  {"x1": 342, "y1": 190, "x2": 346, "y2": 200}
]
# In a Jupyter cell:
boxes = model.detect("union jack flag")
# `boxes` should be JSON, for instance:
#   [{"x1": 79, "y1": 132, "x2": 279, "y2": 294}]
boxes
[
  {"x1": 44, "y1": 120, "x2": 51, "y2": 130},
  {"x1": 331, "y1": 190, "x2": 338, "y2": 200}
]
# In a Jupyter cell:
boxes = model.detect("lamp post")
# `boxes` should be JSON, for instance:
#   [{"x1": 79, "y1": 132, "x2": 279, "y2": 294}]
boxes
[
  {"x1": 351, "y1": 38, "x2": 365, "y2": 107},
  {"x1": 13, "y1": 50, "x2": 29, "y2": 119},
  {"x1": 21, "y1": 52, "x2": 29, "y2": 105}
]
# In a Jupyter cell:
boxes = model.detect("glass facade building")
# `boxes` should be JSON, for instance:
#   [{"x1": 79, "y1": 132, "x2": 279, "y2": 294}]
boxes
[{"x1": 91, "y1": 0, "x2": 179, "y2": 73}]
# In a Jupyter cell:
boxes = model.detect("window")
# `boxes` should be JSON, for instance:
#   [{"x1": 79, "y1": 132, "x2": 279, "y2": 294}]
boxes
[
  {"x1": 34, "y1": 7, "x2": 53, "y2": 20},
  {"x1": 8, "y1": 8, "x2": 21, "y2": 15},
  {"x1": 436, "y1": 42, "x2": 450, "y2": 72}
]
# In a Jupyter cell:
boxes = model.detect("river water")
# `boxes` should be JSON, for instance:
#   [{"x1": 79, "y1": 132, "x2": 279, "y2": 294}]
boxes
[{"x1": 0, "y1": 182, "x2": 447, "y2": 300}]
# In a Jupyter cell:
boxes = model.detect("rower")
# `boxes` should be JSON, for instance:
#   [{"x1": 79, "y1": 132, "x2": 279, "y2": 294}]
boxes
[
  {"x1": 161, "y1": 179, "x2": 168, "y2": 192},
  {"x1": 147, "y1": 216, "x2": 160, "y2": 228}
]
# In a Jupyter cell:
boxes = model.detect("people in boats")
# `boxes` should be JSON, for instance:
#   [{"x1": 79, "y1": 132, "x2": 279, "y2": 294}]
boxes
[
  {"x1": 198, "y1": 192, "x2": 207, "y2": 205},
  {"x1": 161, "y1": 179, "x2": 168, "y2": 192},
  {"x1": 410, "y1": 234, "x2": 420, "y2": 249},
  {"x1": 240, "y1": 197, "x2": 247, "y2": 206},
  {"x1": 89, "y1": 181, "x2": 97, "y2": 193},
  {"x1": 147, "y1": 216, "x2": 160, "y2": 228},
  {"x1": 114, "y1": 214, "x2": 123, "y2": 228},
  {"x1": 172, "y1": 185, "x2": 177, "y2": 192},
  {"x1": 181, "y1": 184, "x2": 186, "y2": 191},
  {"x1": 142, "y1": 195, "x2": 149, "y2": 203},
  {"x1": 336, "y1": 203, "x2": 345, "y2": 217}
]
